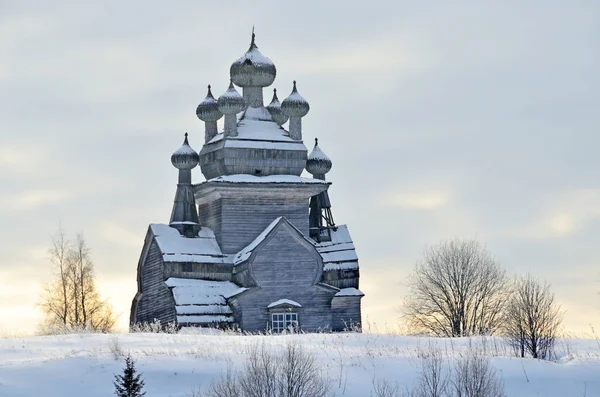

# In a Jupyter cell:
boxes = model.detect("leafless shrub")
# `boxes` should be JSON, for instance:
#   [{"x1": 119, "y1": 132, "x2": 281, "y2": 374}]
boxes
[
  {"x1": 206, "y1": 367, "x2": 241, "y2": 397},
  {"x1": 108, "y1": 336, "x2": 126, "y2": 360},
  {"x1": 413, "y1": 348, "x2": 450, "y2": 397},
  {"x1": 451, "y1": 353, "x2": 505, "y2": 397},
  {"x1": 402, "y1": 238, "x2": 508, "y2": 337},
  {"x1": 38, "y1": 227, "x2": 117, "y2": 333},
  {"x1": 202, "y1": 342, "x2": 330, "y2": 397},
  {"x1": 372, "y1": 377, "x2": 405, "y2": 397},
  {"x1": 502, "y1": 274, "x2": 563, "y2": 360},
  {"x1": 129, "y1": 319, "x2": 178, "y2": 333}
]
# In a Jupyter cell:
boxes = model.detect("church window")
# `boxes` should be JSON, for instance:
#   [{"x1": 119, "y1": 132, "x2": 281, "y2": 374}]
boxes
[{"x1": 271, "y1": 312, "x2": 298, "y2": 333}]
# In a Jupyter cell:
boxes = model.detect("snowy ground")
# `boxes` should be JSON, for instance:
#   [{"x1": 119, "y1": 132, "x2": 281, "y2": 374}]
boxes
[{"x1": 1, "y1": 331, "x2": 599, "y2": 396}]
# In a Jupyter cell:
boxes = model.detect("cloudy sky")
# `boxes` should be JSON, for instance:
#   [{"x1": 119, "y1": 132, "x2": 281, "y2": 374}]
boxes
[{"x1": 1, "y1": 1, "x2": 598, "y2": 335}]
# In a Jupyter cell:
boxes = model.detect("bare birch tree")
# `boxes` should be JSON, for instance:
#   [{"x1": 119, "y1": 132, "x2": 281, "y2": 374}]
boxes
[
  {"x1": 39, "y1": 227, "x2": 116, "y2": 333},
  {"x1": 502, "y1": 275, "x2": 562, "y2": 359},
  {"x1": 402, "y1": 238, "x2": 508, "y2": 337}
]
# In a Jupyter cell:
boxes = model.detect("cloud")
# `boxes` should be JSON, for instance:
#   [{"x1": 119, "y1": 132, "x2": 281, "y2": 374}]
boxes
[
  {"x1": 0, "y1": 144, "x2": 47, "y2": 175},
  {"x1": 0, "y1": 189, "x2": 72, "y2": 212},
  {"x1": 515, "y1": 189, "x2": 600, "y2": 239},
  {"x1": 385, "y1": 191, "x2": 449, "y2": 210},
  {"x1": 99, "y1": 221, "x2": 145, "y2": 248}
]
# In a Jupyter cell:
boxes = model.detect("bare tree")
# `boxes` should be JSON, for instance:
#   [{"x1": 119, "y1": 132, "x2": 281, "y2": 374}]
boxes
[
  {"x1": 403, "y1": 239, "x2": 508, "y2": 337},
  {"x1": 502, "y1": 275, "x2": 562, "y2": 359},
  {"x1": 39, "y1": 228, "x2": 116, "y2": 333},
  {"x1": 203, "y1": 342, "x2": 330, "y2": 397}
]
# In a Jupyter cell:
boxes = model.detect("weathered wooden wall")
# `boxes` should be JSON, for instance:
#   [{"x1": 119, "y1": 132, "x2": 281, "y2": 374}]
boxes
[
  {"x1": 197, "y1": 199, "x2": 222, "y2": 245},
  {"x1": 164, "y1": 262, "x2": 232, "y2": 282},
  {"x1": 132, "y1": 239, "x2": 176, "y2": 325},
  {"x1": 199, "y1": 144, "x2": 307, "y2": 179},
  {"x1": 230, "y1": 222, "x2": 336, "y2": 332},
  {"x1": 331, "y1": 296, "x2": 362, "y2": 331},
  {"x1": 198, "y1": 196, "x2": 309, "y2": 254},
  {"x1": 322, "y1": 268, "x2": 360, "y2": 289}
]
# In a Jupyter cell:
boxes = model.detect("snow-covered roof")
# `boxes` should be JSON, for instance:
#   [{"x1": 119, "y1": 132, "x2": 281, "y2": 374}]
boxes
[
  {"x1": 231, "y1": 219, "x2": 359, "y2": 273},
  {"x1": 335, "y1": 288, "x2": 364, "y2": 297},
  {"x1": 207, "y1": 174, "x2": 328, "y2": 185},
  {"x1": 308, "y1": 145, "x2": 330, "y2": 162},
  {"x1": 207, "y1": 107, "x2": 305, "y2": 145},
  {"x1": 267, "y1": 299, "x2": 302, "y2": 309},
  {"x1": 150, "y1": 224, "x2": 229, "y2": 264},
  {"x1": 234, "y1": 45, "x2": 274, "y2": 68},
  {"x1": 165, "y1": 278, "x2": 247, "y2": 325},
  {"x1": 234, "y1": 217, "x2": 282, "y2": 265},
  {"x1": 315, "y1": 225, "x2": 360, "y2": 271}
]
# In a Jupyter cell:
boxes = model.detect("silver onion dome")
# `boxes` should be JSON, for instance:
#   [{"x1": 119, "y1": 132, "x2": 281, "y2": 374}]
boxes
[
  {"x1": 281, "y1": 81, "x2": 310, "y2": 118},
  {"x1": 171, "y1": 133, "x2": 199, "y2": 170},
  {"x1": 230, "y1": 31, "x2": 276, "y2": 87},
  {"x1": 266, "y1": 88, "x2": 288, "y2": 126},
  {"x1": 218, "y1": 81, "x2": 246, "y2": 115},
  {"x1": 306, "y1": 138, "x2": 332, "y2": 176},
  {"x1": 196, "y1": 85, "x2": 222, "y2": 122}
]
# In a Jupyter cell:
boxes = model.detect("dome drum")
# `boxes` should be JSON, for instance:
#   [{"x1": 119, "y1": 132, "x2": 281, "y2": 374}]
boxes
[{"x1": 199, "y1": 141, "x2": 307, "y2": 179}]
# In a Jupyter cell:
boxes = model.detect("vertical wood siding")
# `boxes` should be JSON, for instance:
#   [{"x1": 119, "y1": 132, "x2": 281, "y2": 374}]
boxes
[
  {"x1": 229, "y1": 223, "x2": 335, "y2": 332},
  {"x1": 132, "y1": 239, "x2": 176, "y2": 326},
  {"x1": 331, "y1": 296, "x2": 362, "y2": 331}
]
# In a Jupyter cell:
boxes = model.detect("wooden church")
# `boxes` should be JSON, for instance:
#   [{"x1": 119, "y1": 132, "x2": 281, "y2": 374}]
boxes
[{"x1": 130, "y1": 32, "x2": 363, "y2": 332}]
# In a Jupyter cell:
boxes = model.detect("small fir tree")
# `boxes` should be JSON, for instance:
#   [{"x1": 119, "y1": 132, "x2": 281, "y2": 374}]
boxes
[{"x1": 113, "y1": 354, "x2": 146, "y2": 397}]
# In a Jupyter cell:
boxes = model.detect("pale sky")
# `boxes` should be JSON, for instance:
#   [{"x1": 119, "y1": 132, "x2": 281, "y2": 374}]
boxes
[{"x1": 1, "y1": 1, "x2": 599, "y2": 335}]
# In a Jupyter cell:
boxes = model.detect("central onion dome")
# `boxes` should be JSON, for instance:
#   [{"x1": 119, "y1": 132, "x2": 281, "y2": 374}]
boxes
[
  {"x1": 281, "y1": 81, "x2": 310, "y2": 118},
  {"x1": 266, "y1": 88, "x2": 288, "y2": 126},
  {"x1": 196, "y1": 85, "x2": 222, "y2": 122},
  {"x1": 218, "y1": 81, "x2": 246, "y2": 114},
  {"x1": 230, "y1": 31, "x2": 276, "y2": 87},
  {"x1": 171, "y1": 133, "x2": 199, "y2": 170},
  {"x1": 306, "y1": 138, "x2": 332, "y2": 177}
]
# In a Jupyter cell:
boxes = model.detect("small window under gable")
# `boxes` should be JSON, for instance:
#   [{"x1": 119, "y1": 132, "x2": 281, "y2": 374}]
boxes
[
  {"x1": 267, "y1": 299, "x2": 302, "y2": 333},
  {"x1": 271, "y1": 312, "x2": 298, "y2": 333}
]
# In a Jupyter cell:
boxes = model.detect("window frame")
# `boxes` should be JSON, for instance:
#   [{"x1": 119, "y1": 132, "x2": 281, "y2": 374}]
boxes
[{"x1": 271, "y1": 312, "x2": 299, "y2": 333}]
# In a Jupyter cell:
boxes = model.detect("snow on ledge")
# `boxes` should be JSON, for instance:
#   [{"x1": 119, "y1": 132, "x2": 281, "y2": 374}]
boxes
[
  {"x1": 207, "y1": 175, "x2": 328, "y2": 184},
  {"x1": 267, "y1": 299, "x2": 302, "y2": 309},
  {"x1": 335, "y1": 288, "x2": 364, "y2": 297},
  {"x1": 165, "y1": 278, "x2": 247, "y2": 305}
]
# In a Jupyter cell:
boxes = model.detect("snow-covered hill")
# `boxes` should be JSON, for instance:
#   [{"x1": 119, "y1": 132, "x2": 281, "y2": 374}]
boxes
[{"x1": 1, "y1": 331, "x2": 599, "y2": 396}]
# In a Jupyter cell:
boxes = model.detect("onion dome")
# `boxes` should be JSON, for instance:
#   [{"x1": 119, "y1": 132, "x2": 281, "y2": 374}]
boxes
[
  {"x1": 196, "y1": 85, "x2": 222, "y2": 122},
  {"x1": 266, "y1": 88, "x2": 288, "y2": 126},
  {"x1": 281, "y1": 81, "x2": 310, "y2": 118},
  {"x1": 230, "y1": 30, "x2": 276, "y2": 87},
  {"x1": 306, "y1": 138, "x2": 332, "y2": 176},
  {"x1": 218, "y1": 81, "x2": 246, "y2": 115},
  {"x1": 171, "y1": 133, "x2": 199, "y2": 170}
]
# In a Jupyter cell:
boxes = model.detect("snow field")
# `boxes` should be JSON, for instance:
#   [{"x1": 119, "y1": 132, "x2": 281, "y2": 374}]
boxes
[{"x1": 0, "y1": 332, "x2": 599, "y2": 396}]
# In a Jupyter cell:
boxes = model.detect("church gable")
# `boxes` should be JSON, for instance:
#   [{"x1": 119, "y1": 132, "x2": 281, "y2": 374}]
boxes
[{"x1": 239, "y1": 217, "x2": 323, "y2": 288}]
